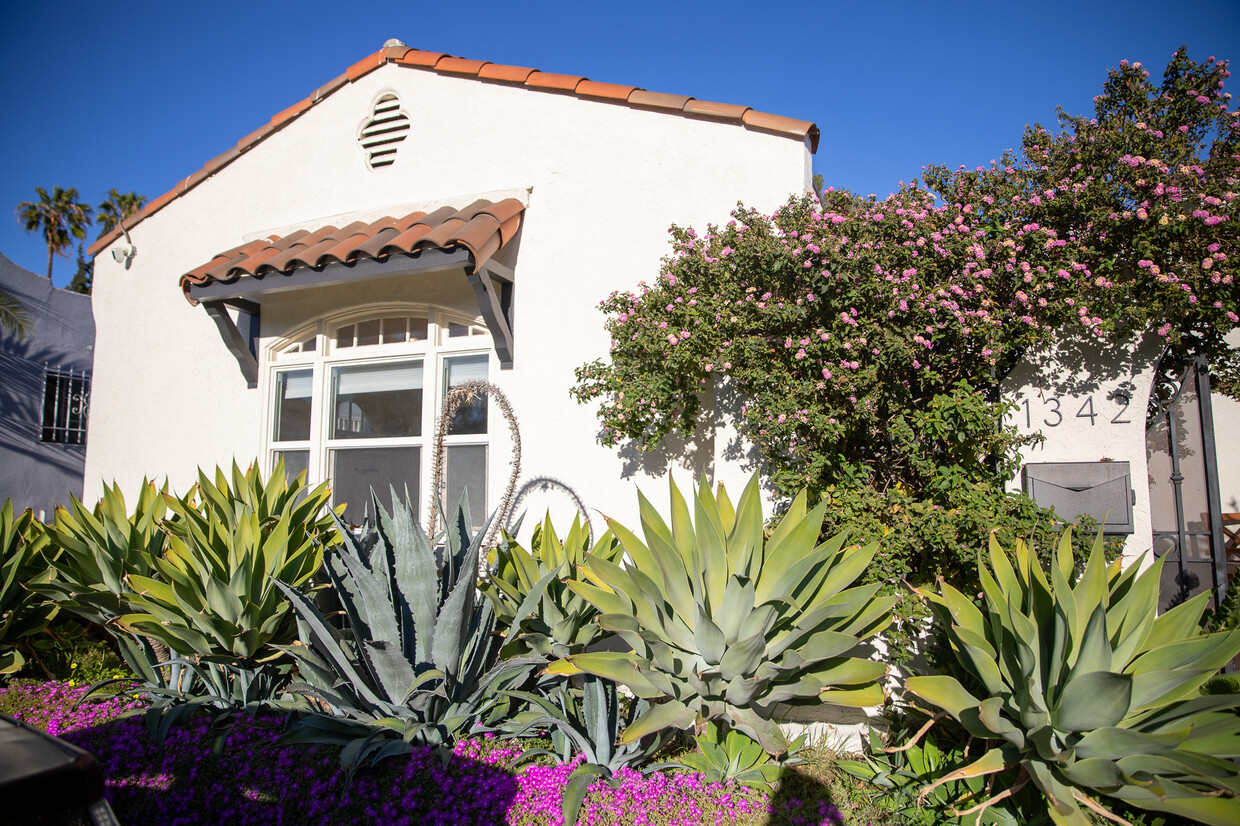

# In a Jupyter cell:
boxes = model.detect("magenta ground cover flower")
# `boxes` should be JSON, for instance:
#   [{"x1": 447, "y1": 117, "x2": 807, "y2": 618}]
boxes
[{"x1": 1, "y1": 682, "x2": 851, "y2": 826}]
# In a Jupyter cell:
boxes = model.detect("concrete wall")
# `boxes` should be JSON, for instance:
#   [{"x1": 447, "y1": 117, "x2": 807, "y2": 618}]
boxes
[
  {"x1": 0, "y1": 253, "x2": 94, "y2": 517},
  {"x1": 85, "y1": 62, "x2": 812, "y2": 533}
]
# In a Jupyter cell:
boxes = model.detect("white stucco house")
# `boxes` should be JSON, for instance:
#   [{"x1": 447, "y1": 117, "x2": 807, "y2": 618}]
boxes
[{"x1": 84, "y1": 39, "x2": 817, "y2": 534}]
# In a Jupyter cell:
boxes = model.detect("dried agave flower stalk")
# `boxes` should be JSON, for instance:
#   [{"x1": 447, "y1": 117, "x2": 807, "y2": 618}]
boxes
[{"x1": 426, "y1": 380, "x2": 521, "y2": 561}]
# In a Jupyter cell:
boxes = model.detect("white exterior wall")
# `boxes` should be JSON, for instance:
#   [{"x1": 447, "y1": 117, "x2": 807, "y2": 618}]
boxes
[
  {"x1": 1002, "y1": 333, "x2": 1164, "y2": 565},
  {"x1": 1004, "y1": 331, "x2": 1240, "y2": 568},
  {"x1": 85, "y1": 63, "x2": 812, "y2": 534}
]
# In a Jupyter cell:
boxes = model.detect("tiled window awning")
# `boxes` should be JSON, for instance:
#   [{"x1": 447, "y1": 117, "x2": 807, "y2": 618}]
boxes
[
  {"x1": 180, "y1": 197, "x2": 522, "y2": 300},
  {"x1": 183, "y1": 198, "x2": 522, "y2": 384}
]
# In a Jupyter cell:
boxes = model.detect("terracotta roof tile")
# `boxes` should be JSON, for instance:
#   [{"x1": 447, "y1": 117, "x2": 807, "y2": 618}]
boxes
[
  {"x1": 525, "y1": 71, "x2": 585, "y2": 93},
  {"x1": 179, "y1": 198, "x2": 526, "y2": 302},
  {"x1": 626, "y1": 89, "x2": 694, "y2": 112},
  {"x1": 382, "y1": 44, "x2": 413, "y2": 62},
  {"x1": 576, "y1": 80, "x2": 639, "y2": 102},
  {"x1": 683, "y1": 99, "x2": 750, "y2": 122},
  {"x1": 94, "y1": 43, "x2": 817, "y2": 260},
  {"x1": 395, "y1": 50, "x2": 447, "y2": 68},
  {"x1": 313, "y1": 73, "x2": 349, "y2": 102},
  {"x1": 236, "y1": 121, "x2": 275, "y2": 151},
  {"x1": 743, "y1": 109, "x2": 820, "y2": 152},
  {"x1": 346, "y1": 51, "x2": 385, "y2": 81},
  {"x1": 478, "y1": 63, "x2": 538, "y2": 84},
  {"x1": 271, "y1": 96, "x2": 313, "y2": 128},
  {"x1": 436, "y1": 56, "x2": 490, "y2": 77}
]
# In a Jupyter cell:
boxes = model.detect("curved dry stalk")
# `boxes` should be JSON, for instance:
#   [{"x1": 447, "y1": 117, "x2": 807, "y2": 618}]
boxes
[
  {"x1": 426, "y1": 380, "x2": 521, "y2": 558},
  {"x1": 951, "y1": 770, "x2": 1029, "y2": 820},
  {"x1": 883, "y1": 711, "x2": 946, "y2": 753},
  {"x1": 1073, "y1": 790, "x2": 1135, "y2": 826},
  {"x1": 917, "y1": 754, "x2": 1010, "y2": 805}
]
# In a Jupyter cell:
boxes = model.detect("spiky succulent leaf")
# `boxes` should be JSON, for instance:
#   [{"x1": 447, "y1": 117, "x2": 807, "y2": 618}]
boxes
[
  {"x1": 906, "y1": 529, "x2": 1240, "y2": 825},
  {"x1": 562, "y1": 474, "x2": 890, "y2": 757}
]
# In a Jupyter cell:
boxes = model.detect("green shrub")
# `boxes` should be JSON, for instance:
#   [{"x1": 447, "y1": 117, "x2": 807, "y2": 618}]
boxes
[
  {"x1": 553, "y1": 475, "x2": 895, "y2": 757},
  {"x1": 906, "y1": 530, "x2": 1240, "y2": 825}
]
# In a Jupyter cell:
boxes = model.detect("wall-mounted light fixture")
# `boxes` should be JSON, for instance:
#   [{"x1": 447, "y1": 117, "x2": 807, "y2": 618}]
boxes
[{"x1": 111, "y1": 222, "x2": 137, "y2": 269}]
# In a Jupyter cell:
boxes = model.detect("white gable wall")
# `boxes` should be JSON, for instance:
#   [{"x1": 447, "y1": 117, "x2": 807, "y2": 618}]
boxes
[{"x1": 85, "y1": 63, "x2": 811, "y2": 531}]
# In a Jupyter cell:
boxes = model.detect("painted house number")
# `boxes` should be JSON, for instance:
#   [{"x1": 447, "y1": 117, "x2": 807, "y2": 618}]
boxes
[{"x1": 1018, "y1": 394, "x2": 1132, "y2": 428}]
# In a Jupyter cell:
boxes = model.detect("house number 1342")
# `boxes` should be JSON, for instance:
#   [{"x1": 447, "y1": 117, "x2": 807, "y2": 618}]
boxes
[{"x1": 1020, "y1": 395, "x2": 1131, "y2": 428}]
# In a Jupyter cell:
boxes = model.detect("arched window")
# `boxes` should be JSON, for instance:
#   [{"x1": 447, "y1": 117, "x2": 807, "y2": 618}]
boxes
[{"x1": 266, "y1": 306, "x2": 490, "y2": 524}]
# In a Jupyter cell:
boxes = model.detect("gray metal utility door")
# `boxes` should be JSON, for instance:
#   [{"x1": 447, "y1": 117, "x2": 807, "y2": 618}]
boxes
[{"x1": 1146, "y1": 353, "x2": 1228, "y2": 613}]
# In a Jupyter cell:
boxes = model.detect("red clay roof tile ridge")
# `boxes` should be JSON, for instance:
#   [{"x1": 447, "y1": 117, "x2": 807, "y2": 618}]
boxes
[{"x1": 99, "y1": 41, "x2": 816, "y2": 261}]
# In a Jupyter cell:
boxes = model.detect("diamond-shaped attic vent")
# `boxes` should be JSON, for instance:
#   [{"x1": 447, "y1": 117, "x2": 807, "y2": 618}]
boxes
[{"x1": 359, "y1": 94, "x2": 410, "y2": 169}]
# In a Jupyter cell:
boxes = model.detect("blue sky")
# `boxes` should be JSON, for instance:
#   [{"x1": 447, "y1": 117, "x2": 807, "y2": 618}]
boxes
[{"x1": 2, "y1": 0, "x2": 1237, "y2": 287}]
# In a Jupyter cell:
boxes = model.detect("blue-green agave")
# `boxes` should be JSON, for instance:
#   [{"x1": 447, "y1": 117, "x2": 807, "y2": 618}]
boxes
[
  {"x1": 906, "y1": 531, "x2": 1240, "y2": 826},
  {"x1": 275, "y1": 490, "x2": 544, "y2": 770},
  {"x1": 552, "y1": 475, "x2": 896, "y2": 756}
]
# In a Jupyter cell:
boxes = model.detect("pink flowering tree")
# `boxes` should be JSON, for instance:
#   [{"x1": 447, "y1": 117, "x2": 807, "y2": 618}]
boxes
[{"x1": 573, "y1": 48, "x2": 1238, "y2": 586}]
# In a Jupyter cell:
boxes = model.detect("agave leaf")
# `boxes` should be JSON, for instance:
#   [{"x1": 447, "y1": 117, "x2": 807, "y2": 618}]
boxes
[
  {"x1": 715, "y1": 576, "x2": 756, "y2": 644},
  {"x1": 718, "y1": 631, "x2": 767, "y2": 682},
  {"x1": 1053, "y1": 671, "x2": 1132, "y2": 733},
  {"x1": 694, "y1": 478, "x2": 729, "y2": 609},
  {"x1": 1068, "y1": 603, "x2": 1113, "y2": 679},
  {"x1": 620, "y1": 698, "x2": 696, "y2": 743},
  {"x1": 1106, "y1": 775, "x2": 1240, "y2": 826},
  {"x1": 694, "y1": 604, "x2": 727, "y2": 666},
  {"x1": 563, "y1": 651, "x2": 663, "y2": 698},
  {"x1": 725, "y1": 476, "x2": 764, "y2": 577}
]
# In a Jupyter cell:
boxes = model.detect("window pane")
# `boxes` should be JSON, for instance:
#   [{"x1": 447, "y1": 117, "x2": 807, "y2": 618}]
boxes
[
  {"x1": 409, "y1": 317, "x2": 428, "y2": 341},
  {"x1": 301, "y1": 336, "x2": 316, "y2": 353},
  {"x1": 331, "y1": 362, "x2": 422, "y2": 438},
  {"x1": 357, "y1": 319, "x2": 381, "y2": 347},
  {"x1": 382, "y1": 317, "x2": 406, "y2": 344},
  {"x1": 444, "y1": 355, "x2": 488, "y2": 435},
  {"x1": 274, "y1": 369, "x2": 313, "y2": 442},
  {"x1": 447, "y1": 322, "x2": 469, "y2": 338},
  {"x1": 274, "y1": 450, "x2": 310, "y2": 482},
  {"x1": 331, "y1": 446, "x2": 420, "y2": 525},
  {"x1": 446, "y1": 445, "x2": 486, "y2": 522},
  {"x1": 336, "y1": 325, "x2": 354, "y2": 348}
]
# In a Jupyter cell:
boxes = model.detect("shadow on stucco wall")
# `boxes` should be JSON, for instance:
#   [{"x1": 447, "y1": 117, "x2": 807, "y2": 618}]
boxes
[{"x1": 507, "y1": 475, "x2": 592, "y2": 535}]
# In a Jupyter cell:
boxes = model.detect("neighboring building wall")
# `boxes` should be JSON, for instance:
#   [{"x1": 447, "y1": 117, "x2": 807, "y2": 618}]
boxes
[
  {"x1": 85, "y1": 61, "x2": 812, "y2": 533},
  {"x1": 0, "y1": 253, "x2": 94, "y2": 517}
]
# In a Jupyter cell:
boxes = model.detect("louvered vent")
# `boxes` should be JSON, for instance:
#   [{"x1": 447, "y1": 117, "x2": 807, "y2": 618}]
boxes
[{"x1": 358, "y1": 94, "x2": 410, "y2": 169}]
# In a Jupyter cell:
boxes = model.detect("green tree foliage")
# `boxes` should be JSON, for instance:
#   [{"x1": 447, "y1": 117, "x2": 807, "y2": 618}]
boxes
[
  {"x1": 17, "y1": 186, "x2": 93, "y2": 280},
  {"x1": 95, "y1": 189, "x2": 147, "y2": 239},
  {"x1": 68, "y1": 243, "x2": 92, "y2": 295},
  {"x1": 573, "y1": 48, "x2": 1238, "y2": 586},
  {"x1": 0, "y1": 287, "x2": 30, "y2": 338}
]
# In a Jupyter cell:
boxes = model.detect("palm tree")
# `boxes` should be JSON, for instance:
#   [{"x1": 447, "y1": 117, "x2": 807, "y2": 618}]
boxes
[
  {"x1": 96, "y1": 189, "x2": 147, "y2": 238},
  {"x1": 0, "y1": 287, "x2": 30, "y2": 339},
  {"x1": 17, "y1": 186, "x2": 93, "y2": 280}
]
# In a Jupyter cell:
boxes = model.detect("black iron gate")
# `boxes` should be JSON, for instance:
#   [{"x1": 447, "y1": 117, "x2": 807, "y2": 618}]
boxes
[{"x1": 1146, "y1": 352, "x2": 1229, "y2": 614}]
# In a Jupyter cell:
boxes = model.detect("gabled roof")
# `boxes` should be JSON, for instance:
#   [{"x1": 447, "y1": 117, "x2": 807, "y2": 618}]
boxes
[
  {"x1": 179, "y1": 198, "x2": 522, "y2": 302},
  {"x1": 89, "y1": 41, "x2": 818, "y2": 258}
]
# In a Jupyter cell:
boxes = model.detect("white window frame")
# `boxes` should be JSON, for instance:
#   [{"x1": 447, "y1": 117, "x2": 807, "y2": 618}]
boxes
[{"x1": 262, "y1": 303, "x2": 492, "y2": 522}]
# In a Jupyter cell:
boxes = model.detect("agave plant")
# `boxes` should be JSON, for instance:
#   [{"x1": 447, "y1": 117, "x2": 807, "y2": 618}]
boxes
[
  {"x1": 552, "y1": 475, "x2": 896, "y2": 756},
  {"x1": 37, "y1": 480, "x2": 167, "y2": 630},
  {"x1": 118, "y1": 460, "x2": 332, "y2": 664},
  {"x1": 905, "y1": 531, "x2": 1240, "y2": 826},
  {"x1": 671, "y1": 720, "x2": 805, "y2": 792},
  {"x1": 274, "y1": 489, "x2": 544, "y2": 771},
  {"x1": 502, "y1": 674, "x2": 672, "y2": 824},
  {"x1": 482, "y1": 513, "x2": 623, "y2": 660},
  {"x1": 1, "y1": 502, "x2": 57, "y2": 674}
]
